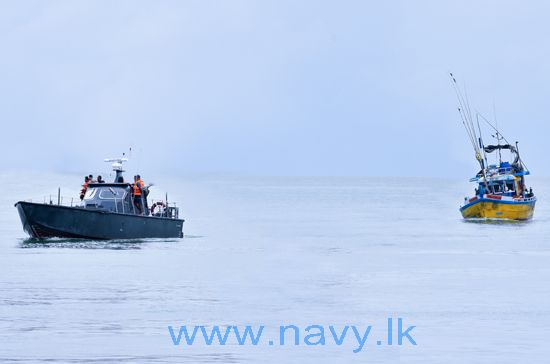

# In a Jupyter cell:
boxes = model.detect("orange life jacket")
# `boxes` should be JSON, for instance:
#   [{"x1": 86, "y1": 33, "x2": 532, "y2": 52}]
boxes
[
  {"x1": 133, "y1": 180, "x2": 143, "y2": 196},
  {"x1": 80, "y1": 181, "x2": 89, "y2": 196}
]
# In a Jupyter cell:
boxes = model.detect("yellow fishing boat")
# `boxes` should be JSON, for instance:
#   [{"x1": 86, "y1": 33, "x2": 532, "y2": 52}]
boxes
[
  {"x1": 450, "y1": 73, "x2": 536, "y2": 220},
  {"x1": 460, "y1": 167, "x2": 536, "y2": 220}
]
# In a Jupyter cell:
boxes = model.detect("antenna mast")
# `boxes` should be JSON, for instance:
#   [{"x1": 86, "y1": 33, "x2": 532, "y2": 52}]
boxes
[{"x1": 104, "y1": 154, "x2": 129, "y2": 182}]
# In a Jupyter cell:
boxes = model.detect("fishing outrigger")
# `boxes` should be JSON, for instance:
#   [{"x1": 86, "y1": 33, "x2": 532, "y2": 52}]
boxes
[
  {"x1": 14, "y1": 157, "x2": 184, "y2": 239},
  {"x1": 450, "y1": 73, "x2": 536, "y2": 220}
]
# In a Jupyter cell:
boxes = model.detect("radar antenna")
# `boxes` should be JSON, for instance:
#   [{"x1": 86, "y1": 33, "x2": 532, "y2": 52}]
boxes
[{"x1": 104, "y1": 153, "x2": 128, "y2": 182}]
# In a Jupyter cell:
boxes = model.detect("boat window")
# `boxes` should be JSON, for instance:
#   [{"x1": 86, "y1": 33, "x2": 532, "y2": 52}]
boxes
[
  {"x1": 83, "y1": 188, "x2": 98, "y2": 200},
  {"x1": 98, "y1": 187, "x2": 126, "y2": 200}
]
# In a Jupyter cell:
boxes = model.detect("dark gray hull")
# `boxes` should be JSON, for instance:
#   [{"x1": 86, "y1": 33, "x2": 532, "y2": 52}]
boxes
[{"x1": 15, "y1": 201, "x2": 184, "y2": 240}]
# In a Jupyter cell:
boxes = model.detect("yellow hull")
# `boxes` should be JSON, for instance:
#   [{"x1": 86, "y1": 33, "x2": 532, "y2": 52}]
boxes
[{"x1": 461, "y1": 200, "x2": 536, "y2": 220}]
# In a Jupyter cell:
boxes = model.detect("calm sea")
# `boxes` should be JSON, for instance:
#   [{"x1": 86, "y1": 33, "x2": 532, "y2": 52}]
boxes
[{"x1": 1, "y1": 172, "x2": 549, "y2": 363}]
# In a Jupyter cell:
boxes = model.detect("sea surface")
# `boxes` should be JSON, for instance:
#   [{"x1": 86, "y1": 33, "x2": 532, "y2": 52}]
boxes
[{"x1": 1, "y1": 172, "x2": 549, "y2": 363}]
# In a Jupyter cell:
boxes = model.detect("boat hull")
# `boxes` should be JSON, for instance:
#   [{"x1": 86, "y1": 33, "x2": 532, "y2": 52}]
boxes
[
  {"x1": 15, "y1": 201, "x2": 184, "y2": 239},
  {"x1": 460, "y1": 197, "x2": 536, "y2": 220}
]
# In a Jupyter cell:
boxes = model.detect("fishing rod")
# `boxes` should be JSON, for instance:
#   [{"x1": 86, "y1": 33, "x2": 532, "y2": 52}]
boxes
[
  {"x1": 450, "y1": 72, "x2": 492, "y2": 194},
  {"x1": 449, "y1": 73, "x2": 483, "y2": 165},
  {"x1": 476, "y1": 114, "x2": 489, "y2": 170},
  {"x1": 451, "y1": 85, "x2": 476, "y2": 148}
]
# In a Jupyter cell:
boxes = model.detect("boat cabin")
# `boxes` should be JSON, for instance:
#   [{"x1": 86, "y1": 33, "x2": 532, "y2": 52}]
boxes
[
  {"x1": 473, "y1": 167, "x2": 534, "y2": 199},
  {"x1": 80, "y1": 182, "x2": 180, "y2": 218},
  {"x1": 477, "y1": 177, "x2": 518, "y2": 197},
  {"x1": 76, "y1": 157, "x2": 181, "y2": 219},
  {"x1": 81, "y1": 183, "x2": 138, "y2": 214}
]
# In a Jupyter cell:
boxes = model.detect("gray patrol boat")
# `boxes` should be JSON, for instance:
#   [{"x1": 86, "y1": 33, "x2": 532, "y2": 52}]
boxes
[{"x1": 15, "y1": 158, "x2": 184, "y2": 239}]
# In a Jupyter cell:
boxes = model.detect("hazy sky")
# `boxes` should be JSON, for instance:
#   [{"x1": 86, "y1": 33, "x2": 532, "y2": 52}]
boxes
[{"x1": 1, "y1": 0, "x2": 549, "y2": 177}]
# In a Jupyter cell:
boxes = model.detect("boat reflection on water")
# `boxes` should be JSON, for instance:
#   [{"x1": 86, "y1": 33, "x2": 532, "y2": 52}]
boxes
[{"x1": 19, "y1": 237, "x2": 146, "y2": 250}]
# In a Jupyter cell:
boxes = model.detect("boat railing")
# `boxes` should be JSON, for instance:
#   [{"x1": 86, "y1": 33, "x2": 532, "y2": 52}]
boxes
[
  {"x1": 23, "y1": 194, "x2": 82, "y2": 208},
  {"x1": 24, "y1": 190, "x2": 181, "y2": 219}
]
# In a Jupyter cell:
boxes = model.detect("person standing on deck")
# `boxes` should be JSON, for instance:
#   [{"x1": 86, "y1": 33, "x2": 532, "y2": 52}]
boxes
[
  {"x1": 133, "y1": 175, "x2": 144, "y2": 214},
  {"x1": 80, "y1": 176, "x2": 89, "y2": 200},
  {"x1": 136, "y1": 175, "x2": 148, "y2": 214}
]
